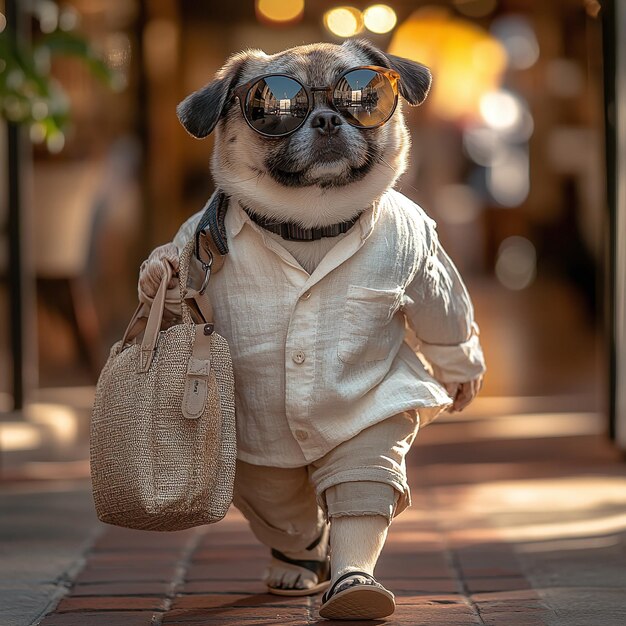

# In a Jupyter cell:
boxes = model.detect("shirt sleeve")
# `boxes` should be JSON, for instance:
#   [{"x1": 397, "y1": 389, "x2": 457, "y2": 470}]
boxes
[{"x1": 402, "y1": 223, "x2": 486, "y2": 384}]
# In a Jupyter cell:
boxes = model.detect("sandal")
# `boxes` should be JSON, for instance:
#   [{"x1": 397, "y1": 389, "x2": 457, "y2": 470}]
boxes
[
  {"x1": 267, "y1": 532, "x2": 331, "y2": 597},
  {"x1": 319, "y1": 570, "x2": 395, "y2": 620}
]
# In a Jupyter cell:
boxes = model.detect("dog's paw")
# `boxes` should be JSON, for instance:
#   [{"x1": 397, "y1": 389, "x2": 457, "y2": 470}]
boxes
[
  {"x1": 138, "y1": 243, "x2": 180, "y2": 298},
  {"x1": 264, "y1": 560, "x2": 320, "y2": 590}
]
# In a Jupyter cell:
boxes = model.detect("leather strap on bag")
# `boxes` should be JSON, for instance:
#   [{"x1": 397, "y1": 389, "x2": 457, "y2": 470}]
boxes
[
  {"x1": 137, "y1": 262, "x2": 172, "y2": 373},
  {"x1": 182, "y1": 323, "x2": 215, "y2": 420}
]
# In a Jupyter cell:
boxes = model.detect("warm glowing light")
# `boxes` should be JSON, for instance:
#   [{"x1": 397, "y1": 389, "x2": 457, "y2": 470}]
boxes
[
  {"x1": 495, "y1": 235, "x2": 535, "y2": 290},
  {"x1": 324, "y1": 7, "x2": 363, "y2": 38},
  {"x1": 479, "y1": 90, "x2": 522, "y2": 131},
  {"x1": 28, "y1": 404, "x2": 80, "y2": 444},
  {"x1": 389, "y1": 8, "x2": 507, "y2": 122},
  {"x1": 0, "y1": 422, "x2": 43, "y2": 451},
  {"x1": 257, "y1": 0, "x2": 304, "y2": 24},
  {"x1": 363, "y1": 4, "x2": 397, "y2": 34},
  {"x1": 0, "y1": 12, "x2": 6, "y2": 33}
]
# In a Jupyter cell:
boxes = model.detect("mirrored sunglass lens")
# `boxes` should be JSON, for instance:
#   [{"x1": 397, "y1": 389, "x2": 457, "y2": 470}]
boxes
[
  {"x1": 245, "y1": 76, "x2": 308, "y2": 135},
  {"x1": 333, "y1": 69, "x2": 395, "y2": 127}
]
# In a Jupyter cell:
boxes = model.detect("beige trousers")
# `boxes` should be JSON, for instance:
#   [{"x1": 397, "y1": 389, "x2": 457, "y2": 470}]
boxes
[{"x1": 232, "y1": 411, "x2": 419, "y2": 553}]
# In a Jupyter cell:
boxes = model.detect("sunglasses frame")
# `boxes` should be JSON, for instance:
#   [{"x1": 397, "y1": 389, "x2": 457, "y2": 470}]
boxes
[{"x1": 232, "y1": 65, "x2": 400, "y2": 138}]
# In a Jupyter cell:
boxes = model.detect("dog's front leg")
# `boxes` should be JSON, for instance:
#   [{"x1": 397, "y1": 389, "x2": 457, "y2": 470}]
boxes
[
  {"x1": 330, "y1": 515, "x2": 389, "y2": 579},
  {"x1": 319, "y1": 514, "x2": 397, "y2": 619}
]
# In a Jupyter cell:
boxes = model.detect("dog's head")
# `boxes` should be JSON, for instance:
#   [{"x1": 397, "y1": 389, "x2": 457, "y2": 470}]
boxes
[{"x1": 177, "y1": 40, "x2": 431, "y2": 227}]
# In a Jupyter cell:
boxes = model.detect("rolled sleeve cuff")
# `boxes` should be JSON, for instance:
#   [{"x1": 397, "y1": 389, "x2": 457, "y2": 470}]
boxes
[{"x1": 418, "y1": 321, "x2": 486, "y2": 383}]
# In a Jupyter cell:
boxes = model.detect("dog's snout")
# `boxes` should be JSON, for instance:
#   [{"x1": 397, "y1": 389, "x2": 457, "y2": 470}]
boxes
[{"x1": 310, "y1": 111, "x2": 343, "y2": 135}]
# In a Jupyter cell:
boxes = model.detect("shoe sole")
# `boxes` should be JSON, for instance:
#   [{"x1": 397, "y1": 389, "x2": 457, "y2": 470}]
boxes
[{"x1": 319, "y1": 585, "x2": 396, "y2": 620}]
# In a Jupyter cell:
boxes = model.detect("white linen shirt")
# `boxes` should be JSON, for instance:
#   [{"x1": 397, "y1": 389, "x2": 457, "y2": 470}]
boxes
[{"x1": 164, "y1": 189, "x2": 486, "y2": 468}]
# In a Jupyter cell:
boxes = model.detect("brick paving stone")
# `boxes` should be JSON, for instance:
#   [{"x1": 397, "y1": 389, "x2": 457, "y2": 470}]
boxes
[
  {"x1": 376, "y1": 563, "x2": 456, "y2": 579},
  {"x1": 471, "y1": 590, "x2": 543, "y2": 602},
  {"x1": 180, "y1": 580, "x2": 268, "y2": 594},
  {"x1": 55, "y1": 596, "x2": 168, "y2": 612},
  {"x1": 32, "y1": 418, "x2": 626, "y2": 626},
  {"x1": 171, "y1": 593, "x2": 309, "y2": 610},
  {"x1": 481, "y1": 613, "x2": 549, "y2": 626},
  {"x1": 39, "y1": 612, "x2": 157, "y2": 626},
  {"x1": 186, "y1": 560, "x2": 265, "y2": 580},
  {"x1": 91, "y1": 529, "x2": 197, "y2": 552},
  {"x1": 87, "y1": 552, "x2": 182, "y2": 563},
  {"x1": 74, "y1": 565, "x2": 178, "y2": 583},
  {"x1": 193, "y1": 546, "x2": 267, "y2": 561},
  {"x1": 82, "y1": 558, "x2": 179, "y2": 570},
  {"x1": 459, "y1": 566, "x2": 523, "y2": 577},
  {"x1": 388, "y1": 578, "x2": 461, "y2": 593},
  {"x1": 69, "y1": 581, "x2": 172, "y2": 596},
  {"x1": 161, "y1": 606, "x2": 310, "y2": 623},
  {"x1": 465, "y1": 576, "x2": 532, "y2": 593}
]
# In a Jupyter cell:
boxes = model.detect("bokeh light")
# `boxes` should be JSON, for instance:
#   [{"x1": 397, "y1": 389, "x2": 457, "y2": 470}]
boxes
[
  {"x1": 463, "y1": 127, "x2": 506, "y2": 166},
  {"x1": 389, "y1": 8, "x2": 507, "y2": 122},
  {"x1": 0, "y1": 12, "x2": 6, "y2": 34},
  {"x1": 495, "y1": 236, "x2": 537, "y2": 290},
  {"x1": 324, "y1": 6, "x2": 363, "y2": 38},
  {"x1": 479, "y1": 90, "x2": 522, "y2": 131},
  {"x1": 363, "y1": 4, "x2": 397, "y2": 34},
  {"x1": 491, "y1": 15, "x2": 540, "y2": 70},
  {"x1": 487, "y1": 146, "x2": 530, "y2": 206},
  {"x1": 37, "y1": 0, "x2": 59, "y2": 33},
  {"x1": 436, "y1": 184, "x2": 482, "y2": 225},
  {"x1": 256, "y1": 0, "x2": 305, "y2": 24}
]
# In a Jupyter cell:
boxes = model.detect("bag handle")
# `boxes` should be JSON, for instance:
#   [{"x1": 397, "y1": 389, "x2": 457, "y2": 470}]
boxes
[
  {"x1": 120, "y1": 301, "x2": 149, "y2": 348},
  {"x1": 134, "y1": 261, "x2": 173, "y2": 372},
  {"x1": 120, "y1": 222, "x2": 226, "y2": 349}
]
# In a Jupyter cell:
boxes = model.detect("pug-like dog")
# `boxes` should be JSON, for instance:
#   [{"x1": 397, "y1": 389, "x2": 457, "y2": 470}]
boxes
[{"x1": 138, "y1": 40, "x2": 486, "y2": 620}]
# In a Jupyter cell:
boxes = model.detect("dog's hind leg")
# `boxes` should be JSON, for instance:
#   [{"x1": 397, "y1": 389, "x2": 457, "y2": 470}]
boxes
[{"x1": 232, "y1": 460, "x2": 329, "y2": 594}]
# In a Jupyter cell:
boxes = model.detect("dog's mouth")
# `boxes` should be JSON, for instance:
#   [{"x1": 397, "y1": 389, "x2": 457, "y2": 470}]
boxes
[{"x1": 266, "y1": 143, "x2": 380, "y2": 189}]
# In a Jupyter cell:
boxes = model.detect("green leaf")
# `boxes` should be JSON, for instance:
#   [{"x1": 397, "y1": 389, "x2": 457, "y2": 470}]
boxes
[{"x1": 36, "y1": 30, "x2": 115, "y2": 85}]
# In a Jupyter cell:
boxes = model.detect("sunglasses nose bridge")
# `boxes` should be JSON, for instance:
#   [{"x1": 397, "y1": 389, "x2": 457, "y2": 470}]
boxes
[{"x1": 309, "y1": 87, "x2": 332, "y2": 108}]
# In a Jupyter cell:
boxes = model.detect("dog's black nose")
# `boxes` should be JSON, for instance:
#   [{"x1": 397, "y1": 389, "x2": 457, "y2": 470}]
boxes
[{"x1": 310, "y1": 111, "x2": 343, "y2": 135}]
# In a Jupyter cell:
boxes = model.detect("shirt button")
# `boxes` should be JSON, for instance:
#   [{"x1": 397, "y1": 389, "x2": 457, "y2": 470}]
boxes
[
  {"x1": 300, "y1": 290, "x2": 312, "y2": 300},
  {"x1": 292, "y1": 350, "x2": 306, "y2": 364},
  {"x1": 295, "y1": 429, "x2": 309, "y2": 441}
]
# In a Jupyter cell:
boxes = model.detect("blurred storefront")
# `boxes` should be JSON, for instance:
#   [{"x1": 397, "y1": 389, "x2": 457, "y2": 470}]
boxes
[{"x1": 0, "y1": 0, "x2": 621, "y2": 467}]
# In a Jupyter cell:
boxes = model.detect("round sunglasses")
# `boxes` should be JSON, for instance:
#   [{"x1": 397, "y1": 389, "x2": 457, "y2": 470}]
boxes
[{"x1": 232, "y1": 65, "x2": 400, "y2": 137}]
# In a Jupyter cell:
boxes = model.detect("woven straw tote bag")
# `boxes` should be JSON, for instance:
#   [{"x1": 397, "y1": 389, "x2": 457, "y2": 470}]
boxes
[{"x1": 90, "y1": 237, "x2": 236, "y2": 531}]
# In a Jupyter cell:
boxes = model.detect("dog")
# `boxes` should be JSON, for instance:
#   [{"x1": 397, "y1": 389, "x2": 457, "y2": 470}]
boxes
[{"x1": 138, "y1": 39, "x2": 486, "y2": 620}]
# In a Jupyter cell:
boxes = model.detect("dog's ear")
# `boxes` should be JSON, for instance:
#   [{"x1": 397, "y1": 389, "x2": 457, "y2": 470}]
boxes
[
  {"x1": 347, "y1": 39, "x2": 432, "y2": 106},
  {"x1": 177, "y1": 50, "x2": 262, "y2": 139}
]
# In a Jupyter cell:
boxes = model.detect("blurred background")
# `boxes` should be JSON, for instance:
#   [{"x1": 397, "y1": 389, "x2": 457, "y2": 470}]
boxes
[{"x1": 0, "y1": 0, "x2": 622, "y2": 474}]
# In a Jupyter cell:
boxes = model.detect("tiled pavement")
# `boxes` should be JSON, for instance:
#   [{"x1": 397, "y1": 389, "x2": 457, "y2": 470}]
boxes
[{"x1": 6, "y1": 401, "x2": 626, "y2": 626}]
